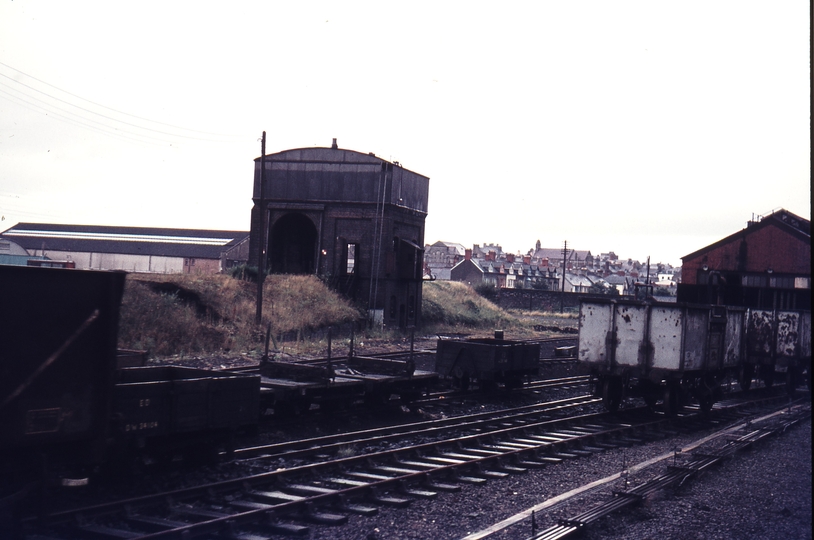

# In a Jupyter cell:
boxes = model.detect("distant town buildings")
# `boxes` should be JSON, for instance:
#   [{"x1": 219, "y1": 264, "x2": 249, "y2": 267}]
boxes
[{"x1": 424, "y1": 239, "x2": 680, "y2": 297}]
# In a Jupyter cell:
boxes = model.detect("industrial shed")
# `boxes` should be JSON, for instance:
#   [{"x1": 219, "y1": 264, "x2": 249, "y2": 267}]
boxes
[
  {"x1": 0, "y1": 237, "x2": 45, "y2": 266},
  {"x1": 249, "y1": 139, "x2": 429, "y2": 328},
  {"x1": 0, "y1": 223, "x2": 250, "y2": 274},
  {"x1": 677, "y1": 208, "x2": 810, "y2": 309}
]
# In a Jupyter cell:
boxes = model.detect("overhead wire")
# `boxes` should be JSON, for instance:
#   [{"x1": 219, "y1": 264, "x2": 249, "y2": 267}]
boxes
[
  {"x1": 0, "y1": 82, "x2": 177, "y2": 147},
  {"x1": 0, "y1": 60, "x2": 229, "y2": 138},
  {"x1": 0, "y1": 62, "x2": 240, "y2": 145}
]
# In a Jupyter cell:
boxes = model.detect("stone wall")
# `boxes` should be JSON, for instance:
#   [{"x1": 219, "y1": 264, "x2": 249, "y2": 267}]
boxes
[{"x1": 497, "y1": 288, "x2": 621, "y2": 312}]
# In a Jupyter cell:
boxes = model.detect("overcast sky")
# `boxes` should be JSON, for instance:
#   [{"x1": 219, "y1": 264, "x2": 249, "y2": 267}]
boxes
[{"x1": 0, "y1": 1, "x2": 809, "y2": 267}]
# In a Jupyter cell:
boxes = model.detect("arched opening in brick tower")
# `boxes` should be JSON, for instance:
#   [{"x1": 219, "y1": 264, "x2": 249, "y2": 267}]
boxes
[{"x1": 268, "y1": 213, "x2": 317, "y2": 274}]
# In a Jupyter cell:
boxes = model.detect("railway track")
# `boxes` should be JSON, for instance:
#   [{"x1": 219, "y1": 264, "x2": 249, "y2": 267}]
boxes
[
  {"x1": 232, "y1": 391, "x2": 600, "y2": 462},
  {"x1": 516, "y1": 398, "x2": 812, "y2": 540},
  {"x1": 22, "y1": 387, "x2": 794, "y2": 539}
]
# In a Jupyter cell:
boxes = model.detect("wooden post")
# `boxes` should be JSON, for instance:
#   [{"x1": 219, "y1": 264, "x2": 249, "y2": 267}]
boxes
[
  {"x1": 255, "y1": 131, "x2": 266, "y2": 325},
  {"x1": 560, "y1": 240, "x2": 567, "y2": 313}
]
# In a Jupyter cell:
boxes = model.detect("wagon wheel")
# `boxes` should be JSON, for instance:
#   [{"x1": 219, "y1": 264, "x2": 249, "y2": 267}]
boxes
[
  {"x1": 786, "y1": 368, "x2": 798, "y2": 396},
  {"x1": 602, "y1": 377, "x2": 622, "y2": 412},
  {"x1": 643, "y1": 394, "x2": 658, "y2": 410},
  {"x1": 452, "y1": 366, "x2": 471, "y2": 391},
  {"x1": 504, "y1": 377, "x2": 523, "y2": 390},
  {"x1": 697, "y1": 389, "x2": 714, "y2": 415},
  {"x1": 738, "y1": 364, "x2": 754, "y2": 392},
  {"x1": 589, "y1": 375, "x2": 603, "y2": 398},
  {"x1": 698, "y1": 374, "x2": 717, "y2": 415},
  {"x1": 663, "y1": 381, "x2": 680, "y2": 416},
  {"x1": 759, "y1": 365, "x2": 775, "y2": 388},
  {"x1": 364, "y1": 392, "x2": 390, "y2": 408}
]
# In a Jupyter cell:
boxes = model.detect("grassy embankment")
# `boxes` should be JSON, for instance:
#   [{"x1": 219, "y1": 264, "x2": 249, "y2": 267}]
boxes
[{"x1": 118, "y1": 273, "x2": 576, "y2": 359}]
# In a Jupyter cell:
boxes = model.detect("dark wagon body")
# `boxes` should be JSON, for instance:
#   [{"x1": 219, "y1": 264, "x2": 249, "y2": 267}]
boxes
[
  {"x1": 435, "y1": 334, "x2": 540, "y2": 389},
  {"x1": 0, "y1": 265, "x2": 126, "y2": 463},
  {"x1": 0, "y1": 266, "x2": 263, "y2": 518},
  {"x1": 114, "y1": 366, "x2": 260, "y2": 442}
]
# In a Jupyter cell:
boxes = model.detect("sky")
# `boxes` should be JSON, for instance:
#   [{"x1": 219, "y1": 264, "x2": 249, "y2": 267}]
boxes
[{"x1": 0, "y1": 1, "x2": 809, "y2": 268}]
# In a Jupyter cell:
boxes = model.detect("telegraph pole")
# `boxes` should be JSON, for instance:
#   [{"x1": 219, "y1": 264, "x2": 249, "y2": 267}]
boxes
[
  {"x1": 255, "y1": 131, "x2": 266, "y2": 325},
  {"x1": 560, "y1": 240, "x2": 567, "y2": 313}
]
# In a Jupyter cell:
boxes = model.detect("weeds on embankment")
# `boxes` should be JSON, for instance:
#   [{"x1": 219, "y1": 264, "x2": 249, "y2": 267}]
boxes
[{"x1": 117, "y1": 274, "x2": 574, "y2": 358}]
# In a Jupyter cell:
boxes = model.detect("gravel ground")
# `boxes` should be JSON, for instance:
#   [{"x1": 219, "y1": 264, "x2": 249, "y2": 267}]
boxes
[
  {"x1": 136, "y1": 348, "x2": 810, "y2": 540},
  {"x1": 260, "y1": 408, "x2": 810, "y2": 540}
]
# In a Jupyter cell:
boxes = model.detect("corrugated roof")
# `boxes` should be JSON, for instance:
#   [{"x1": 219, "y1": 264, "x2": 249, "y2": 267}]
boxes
[{"x1": 1, "y1": 223, "x2": 250, "y2": 259}]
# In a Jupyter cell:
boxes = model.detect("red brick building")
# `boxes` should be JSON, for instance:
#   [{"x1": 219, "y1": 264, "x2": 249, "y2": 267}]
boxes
[{"x1": 678, "y1": 209, "x2": 810, "y2": 309}]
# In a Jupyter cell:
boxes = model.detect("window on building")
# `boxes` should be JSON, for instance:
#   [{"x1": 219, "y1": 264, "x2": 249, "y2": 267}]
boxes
[
  {"x1": 769, "y1": 276, "x2": 794, "y2": 289},
  {"x1": 742, "y1": 275, "x2": 767, "y2": 288},
  {"x1": 794, "y1": 277, "x2": 811, "y2": 289},
  {"x1": 344, "y1": 243, "x2": 358, "y2": 275}
]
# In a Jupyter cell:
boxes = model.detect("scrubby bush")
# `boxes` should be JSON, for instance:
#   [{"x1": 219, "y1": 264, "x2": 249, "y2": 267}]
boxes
[{"x1": 473, "y1": 282, "x2": 499, "y2": 303}]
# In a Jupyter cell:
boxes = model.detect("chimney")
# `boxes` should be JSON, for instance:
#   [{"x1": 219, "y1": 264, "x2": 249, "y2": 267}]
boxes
[
  {"x1": 506, "y1": 253, "x2": 515, "y2": 263},
  {"x1": 523, "y1": 255, "x2": 530, "y2": 264},
  {"x1": 331, "y1": 138, "x2": 338, "y2": 149},
  {"x1": 465, "y1": 249, "x2": 472, "y2": 261}
]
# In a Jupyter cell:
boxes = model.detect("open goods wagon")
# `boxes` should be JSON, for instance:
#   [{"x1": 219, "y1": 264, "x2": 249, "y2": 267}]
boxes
[
  {"x1": 0, "y1": 265, "x2": 261, "y2": 528},
  {"x1": 113, "y1": 365, "x2": 260, "y2": 460},
  {"x1": 578, "y1": 298, "x2": 747, "y2": 414},
  {"x1": 436, "y1": 331, "x2": 540, "y2": 390},
  {"x1": 0, "y1": 265, "x2": 127, "y2": 474},
  {"x1": 745, "y1": 308, "x2": 811, "y2": 391}
]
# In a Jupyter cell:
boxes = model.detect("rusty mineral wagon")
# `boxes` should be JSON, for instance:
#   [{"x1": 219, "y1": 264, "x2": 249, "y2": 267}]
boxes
[
  {"x1": 744, "y1": 308, "x2": 812, "y2": 391},
  {"x1": 435, "y1": 331, "x2": 541, "y2": 390},
  {"x1": 578, "y1": 298, "x2": 748, "y2": 414}
]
